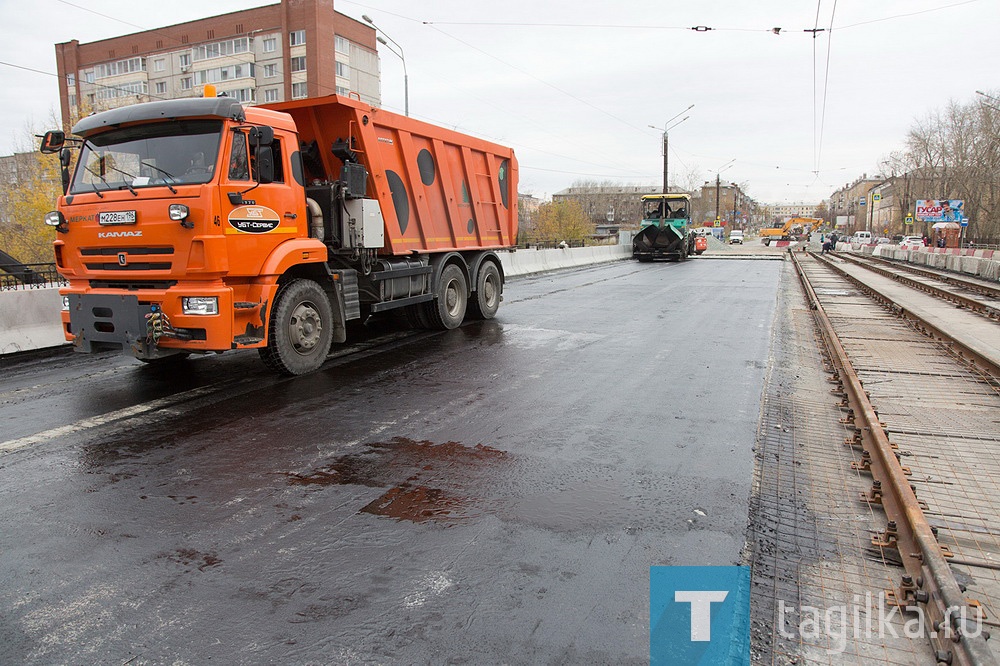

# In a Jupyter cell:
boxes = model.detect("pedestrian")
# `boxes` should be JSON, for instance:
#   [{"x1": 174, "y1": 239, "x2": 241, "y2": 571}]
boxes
[
  {"x1": 922, "y1": 235, "x2": 930, "y2": 246},
  {"x1": 936, "y1": 235, "x2": 946, "y2": 248}
]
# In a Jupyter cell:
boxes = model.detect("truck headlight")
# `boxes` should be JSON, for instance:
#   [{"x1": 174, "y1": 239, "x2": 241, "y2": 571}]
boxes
[
  {"x1": 168, "y1": 204, "x2": 190, "y2": 221},
  {"x1": 182, "y1": 297, "x2": 218, "y2": 315},
  {"x1": 44, "y1": 211, "x2": 64, "y2": 226}
]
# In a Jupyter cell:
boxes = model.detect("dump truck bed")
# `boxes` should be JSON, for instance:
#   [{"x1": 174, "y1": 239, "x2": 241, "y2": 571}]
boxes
[{"x1": 264, "y1": 95, "x2": 518, "y2": 256}]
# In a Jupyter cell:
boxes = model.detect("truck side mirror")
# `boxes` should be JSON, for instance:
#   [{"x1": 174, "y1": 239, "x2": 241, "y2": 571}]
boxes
[
  {"x1": 255, "y1": 145, "x2": 274, "y2": 184},
  {"x1": 39, "y1": 130, "x2": 65, "y2": 154},
  {"x1": 59, "y1": 148, "x2": 72, "y2": 193},
  {"x1": 249, "y1": 125, "x2": 274, "y2": 147}
]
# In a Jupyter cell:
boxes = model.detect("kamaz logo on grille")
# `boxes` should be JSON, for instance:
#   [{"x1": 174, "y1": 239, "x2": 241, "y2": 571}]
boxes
[
  {"x1": 117, "y1": 253, "x2": 127, "y2": 266},
  {"x1": 97, "y1": 231, "x2": 143, "y2": 238}
]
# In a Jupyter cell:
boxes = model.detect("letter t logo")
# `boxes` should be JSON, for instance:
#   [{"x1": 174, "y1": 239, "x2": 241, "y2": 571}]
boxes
[{"x1": 675, "y1": 590, "x2": 729, "y2": 641}]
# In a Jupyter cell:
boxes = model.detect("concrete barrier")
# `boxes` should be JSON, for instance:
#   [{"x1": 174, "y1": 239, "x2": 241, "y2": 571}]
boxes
[
  {"x1": 0, "y1": 245, "x2": 634, "y2": 357},
  {"x1": 0, "y1": 286, "x2": 67, "y2": 355},
  {"x1": 499, "y1": 244, "x2": 631, "y2": 277}
]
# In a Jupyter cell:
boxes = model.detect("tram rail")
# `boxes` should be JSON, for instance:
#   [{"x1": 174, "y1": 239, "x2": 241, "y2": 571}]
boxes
[
  {"x1": 792, "y1": 249, "x2": 999, "y2": 666},
  {"x1": 833, "y1": 251, "x2": 1000, "y2": 321}
]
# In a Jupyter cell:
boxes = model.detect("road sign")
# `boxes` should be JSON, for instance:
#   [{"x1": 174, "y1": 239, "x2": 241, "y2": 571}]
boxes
[
  {"x1": 904, "y1": 214, "x2": 914, "y2": 225},
  {"x1": 872, "y1": 193, "x2": 881, "y2": 201},
  {"x1": 858, "y1": 197, "x2": 866, "y2": 206},
  {"x1": 961, "y1": 219, "x2": 969, "y2": 227}
]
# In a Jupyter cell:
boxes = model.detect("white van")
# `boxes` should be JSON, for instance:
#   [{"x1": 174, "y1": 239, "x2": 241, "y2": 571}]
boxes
[
  {"x1": 729, "y1": 230, "x2": 744, "y2": 244},
  {"x1": 851, "y1": 231, "x2": 873, "y2": 244}
]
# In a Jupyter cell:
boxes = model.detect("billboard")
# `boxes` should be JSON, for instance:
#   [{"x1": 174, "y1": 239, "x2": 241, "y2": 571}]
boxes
[{"x1": 915, "y1": 199, "x2": 964, "y2": 222}]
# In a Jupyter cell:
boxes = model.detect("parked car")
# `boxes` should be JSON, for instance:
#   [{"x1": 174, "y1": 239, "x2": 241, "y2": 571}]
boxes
[
  {"x1": 729, "y1": 230, "x2": 744, "y2": 244},
  {"x1": 899, "y1": 236, "x2": 924, "y2": 250}
]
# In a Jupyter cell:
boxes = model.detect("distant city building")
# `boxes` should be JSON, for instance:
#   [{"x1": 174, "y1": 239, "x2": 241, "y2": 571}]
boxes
[
  {"x1": 695, "y1": 180, "x2": 759, "y2": 228},
  {"x1": 53, "y1": 0, "x2": 380, "y2": 127},
  {"x1": 828, "y1": 174, "x2": 882, "y2": 234},
  {"x1": 768, "y1": 202, "x2": 822, "y2": 220},
  {"x1": 552, "y1": 185, "x2": 663, "y2": 228}
]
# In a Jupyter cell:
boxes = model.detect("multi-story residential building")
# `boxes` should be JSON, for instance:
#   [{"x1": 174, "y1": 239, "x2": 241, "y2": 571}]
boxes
[
  {"x1": 694, "y1": 180, "x2": 759, "y2": 229},
  {"x1": 552, "y1": 185, "x2": 662, "y2": 229},
  {"x1": 828, "y1": 174, "x2": 883, "y2": 235},
  {"x1": 768, "y1": 202, "x2": 822, "y2": 220},
  {"x1": 54, "y1": 0, "x2": 380, "y2": 127}
]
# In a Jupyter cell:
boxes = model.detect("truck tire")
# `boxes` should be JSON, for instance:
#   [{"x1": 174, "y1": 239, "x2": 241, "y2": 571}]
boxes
[
  {"x1": 423, "y1": 263, "x2": 467, "y2": 330},
  {"x1": 259, "y1": 279, "x2": 333, "y2": 375},
  {"x1": 467, "y1": 261, "x2": 501, "y2": 320},
  {"x1": 404, "y1": 303, "x2": 431, "y2": 330}
]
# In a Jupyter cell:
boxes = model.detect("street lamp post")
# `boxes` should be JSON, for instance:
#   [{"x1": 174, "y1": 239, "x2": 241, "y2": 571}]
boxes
[
  {"x1": 649, "y1": 104, "x2": 693, "y2": 194},
  {"x1": 363, "y1": 15, "x2": 408, "y2": 116},
  {"x1": 711, "y1": 159, "x2": 735, "y2": 225}
]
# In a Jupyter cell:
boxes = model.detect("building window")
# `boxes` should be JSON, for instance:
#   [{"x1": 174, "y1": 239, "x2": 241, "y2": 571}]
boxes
[
  {"x1": 289, "y1": 30, "x2": 305, "y2": 47},
  {"x1": 68, "y1": 94, "x2": 77, "y2": 108},
  {"x1": 335, "y1": 61, "x2": 348, "y2": 77},
  {"x1": 195, "y1": 63, "x2": 254, "y2": 85},
  {"x1": 85, "y1": 71, "x2": 94, "y2": 84},
  {"x1": 192, "y1": 38, "x2": 249, "y2": 62},
  {"x1": 155, "y1": 82, "x2": 166, "y2": 94},
  {"x1": 222, "y1": 88, "x2": 255, "y2": 103},
  {"x1": 263, "y1": 63, "x2": 277, "y2": 78},
  {"x1": 263, "y1": 37, "x2": 276, "y2": 53},
  {"x1": 67, "y1": 74, "x2": 75, "y2": 87},
  {"x1": 95, "y1": 57, "x2": 146, "y2": 79},
  {"x1": 154, "y1": 59, "x2": 165, "y2": 72},
  {"x1": 180, "y1": 77, "x2": 192, "y2": 90},
  {"x1": 264, "y1": 88, "x2": 279, "y2": 103},
  {"x1": 290, "y1": 56, "x2": 306, "y2": 73},
  {"x1": 335, "y1": 36, "x2": 350, "y2": 54},
  {"x1": 336, "y1": 85, "x2": 349, "y2": 96},
  {"x1": 292, "y1": 82, "x2": 308, "y2": 99},
  {"x1": 96, "y1": 79, "x2": 148, "y2": 100},
  {"x1": 179, "y1": 53, "x2": 191, "y2": 68}
]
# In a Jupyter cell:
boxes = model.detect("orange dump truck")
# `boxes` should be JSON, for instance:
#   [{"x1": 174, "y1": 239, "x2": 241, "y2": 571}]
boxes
[{"x1": 40, "y1": 94, "x2": 517, "y2": 374}]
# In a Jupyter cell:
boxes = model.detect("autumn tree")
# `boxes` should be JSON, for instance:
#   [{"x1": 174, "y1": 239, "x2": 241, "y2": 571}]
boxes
[
  {"x1": 0, "y1": 144, "x2": 62, "y2": 264},
  {"x1": 532, "y1": 200, "x2": 592, "y2": 243},
  {"x1": 882, "y1": 92, "x2": 1000, "y2": 240}
]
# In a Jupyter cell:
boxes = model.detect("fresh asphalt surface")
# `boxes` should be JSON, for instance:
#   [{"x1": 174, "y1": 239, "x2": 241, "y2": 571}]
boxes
[{"x1": 0, "y1": 258, "x2": 782, "y2": 664}]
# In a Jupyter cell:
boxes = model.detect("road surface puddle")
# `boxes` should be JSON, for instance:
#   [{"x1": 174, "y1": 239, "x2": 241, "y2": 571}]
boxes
[{"x1": 285, "y1": 437, "x2": 506, "y2": 524}]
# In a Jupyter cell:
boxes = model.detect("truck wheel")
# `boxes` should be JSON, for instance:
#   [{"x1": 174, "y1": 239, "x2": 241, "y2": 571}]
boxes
[
  {"x1": 259, "y1": 279, "x2": 333, "y2": 375},
  {"x1": 468, "y1": 261, "x2": 501, "y2": 320},
  {"x1": 404, "y1": 303, "x2": 431, "y2": 329},
  {"x1": 424, "y1": 264, "x2": 467, "y2": 330}
]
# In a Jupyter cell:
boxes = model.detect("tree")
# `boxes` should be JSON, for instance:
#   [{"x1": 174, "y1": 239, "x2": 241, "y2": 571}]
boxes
[
  {"x1": 0, "y1": 146, "x2": 62, "y2": 264},
  {"x1": 532, "y1": 200, "x2": 592, "y2": 243}
]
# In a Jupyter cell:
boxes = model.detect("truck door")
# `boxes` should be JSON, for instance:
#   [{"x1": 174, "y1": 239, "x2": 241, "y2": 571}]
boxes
[{"x1": 221, "y1": 128, "x2": 303, "y2": 276}]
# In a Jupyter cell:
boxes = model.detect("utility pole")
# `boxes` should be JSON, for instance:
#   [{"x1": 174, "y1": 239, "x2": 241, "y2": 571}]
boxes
[{"x1": 649, "y1": 104, "x2": 693, "y2": 194}]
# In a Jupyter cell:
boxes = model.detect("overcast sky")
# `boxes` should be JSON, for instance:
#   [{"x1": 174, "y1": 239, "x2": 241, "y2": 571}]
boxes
[{"x1": 1, "y1": 0, "x2": 996, "y2": 204}]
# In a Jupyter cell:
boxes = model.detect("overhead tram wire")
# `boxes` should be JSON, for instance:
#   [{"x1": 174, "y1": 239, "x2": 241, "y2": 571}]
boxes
[{"x1": 816, "y1": 0, "x2": 838, "y2": 172}]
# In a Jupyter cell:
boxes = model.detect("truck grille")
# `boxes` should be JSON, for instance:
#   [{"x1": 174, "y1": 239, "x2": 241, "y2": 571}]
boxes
[{"x1": 80, "y1": 246, "x2": 173, "y2": 272}]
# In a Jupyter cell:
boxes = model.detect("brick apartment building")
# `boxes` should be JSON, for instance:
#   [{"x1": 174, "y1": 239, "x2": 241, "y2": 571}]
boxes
[{"x1": 53, "y1": 0, "x2": 380, "y2": 128}]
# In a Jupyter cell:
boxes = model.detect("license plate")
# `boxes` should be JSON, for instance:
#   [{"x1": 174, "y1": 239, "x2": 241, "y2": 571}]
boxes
[{"x1": 98, "y1": 210, "x2": 137, "y2": 225}]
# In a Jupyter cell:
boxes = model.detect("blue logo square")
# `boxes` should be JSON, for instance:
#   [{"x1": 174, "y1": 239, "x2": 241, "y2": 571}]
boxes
[{"x1": 650, "y1": 566, "x2": 751, "y2": 665}]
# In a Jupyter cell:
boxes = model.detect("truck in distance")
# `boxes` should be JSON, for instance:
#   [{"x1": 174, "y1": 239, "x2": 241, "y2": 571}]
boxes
[{"x1": 40, "y1": 91, "x2": 518, "y2": 375}]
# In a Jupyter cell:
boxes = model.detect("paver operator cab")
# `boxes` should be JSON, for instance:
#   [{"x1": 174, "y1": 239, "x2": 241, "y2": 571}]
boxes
[
  {"x1": 632, "y1": 193, "x2": 695, "y2": 262},
  {"x1": 40, "y1": 92, "x2": 518, "y2": 375}
]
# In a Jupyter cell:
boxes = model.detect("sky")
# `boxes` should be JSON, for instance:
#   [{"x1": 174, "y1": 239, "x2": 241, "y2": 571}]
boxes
[{"x1": 1, "y1": 0, "x2": 997, "y2": 205}]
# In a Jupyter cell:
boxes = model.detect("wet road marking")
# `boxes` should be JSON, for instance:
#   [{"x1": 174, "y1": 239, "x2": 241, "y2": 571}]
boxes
[{"x1": 0, "y1": 383, "x2": 243, "y2": 455}]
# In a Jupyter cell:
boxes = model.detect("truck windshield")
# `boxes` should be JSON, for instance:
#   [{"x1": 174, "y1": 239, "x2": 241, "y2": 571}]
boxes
[{"x1": 70, "y1": 120, "x2": 224, "y2": 194}]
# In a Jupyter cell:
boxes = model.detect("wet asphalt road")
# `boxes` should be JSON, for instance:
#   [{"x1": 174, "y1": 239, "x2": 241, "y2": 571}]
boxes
[{"x1": 0, "y1": 258, "x2": 782, "y2": 664}]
